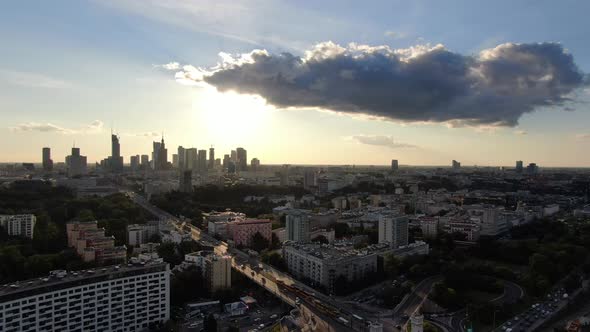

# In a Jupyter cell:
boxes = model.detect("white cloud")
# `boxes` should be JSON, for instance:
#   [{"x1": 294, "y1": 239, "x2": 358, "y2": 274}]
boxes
[
  {"x1": 10, "y1": 120, "x2": 103, "y2": 135},
  {"x1": 350, "y1": 135, "x2": 416, "y2": 149},
  {"x1": 514, "y1": 130, "x2": 528, "y2": 135},
  {"x1": 384, "y1": 30, "x2": 406, "y2": 39},
  {"x1": 0, "y1": 69, "x2": 72, "y2": 89}
]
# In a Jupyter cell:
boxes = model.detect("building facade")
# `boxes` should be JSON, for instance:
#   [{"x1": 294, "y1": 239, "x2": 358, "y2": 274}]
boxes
[
  {"x1": 227, "y1": 219, "x2": 272, "y2": 247},
  {"x1": 378, "y1": 214, "x2": 409, "y2": 248},
  {"x1": 0, "y1": 214, "x2": 36, "y2": 239},
  {"x1": 285, "y1": 210, "x2": 310, "y2": 243},
  {"x1": 0, "y1": 262, "x2": 170, "y2": 332}
]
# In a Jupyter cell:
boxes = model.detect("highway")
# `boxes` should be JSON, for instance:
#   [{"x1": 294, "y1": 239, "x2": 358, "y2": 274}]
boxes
[{"x1": 125, "y1": 191, "x2": 359, "y2": 331}]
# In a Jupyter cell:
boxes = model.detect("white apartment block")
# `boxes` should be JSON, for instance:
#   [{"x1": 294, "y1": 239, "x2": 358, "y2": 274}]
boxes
[
  {"x1": 283, "y1": 243, "x2": 377, "y2": 292},
  {"x1": 0, "y1": 262, "x2": 170, "y2": 332},
  {"x1": 127, "y1": 223, "x2": 158, "y2": 247},
  {"x1": 378, "y1": 214, "x2": 409, "y2": 248},
  {"x1": 286, "y1": 210, "x2": 310, "y2": 243},
  {"x1": 0, "y1": 215, "x2": 36, "y2": 239}
]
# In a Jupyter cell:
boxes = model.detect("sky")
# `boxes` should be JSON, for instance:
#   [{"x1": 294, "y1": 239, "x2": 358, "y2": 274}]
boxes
[{"x1": 1, "y1": 0, "x2": 590, "y2": 166}]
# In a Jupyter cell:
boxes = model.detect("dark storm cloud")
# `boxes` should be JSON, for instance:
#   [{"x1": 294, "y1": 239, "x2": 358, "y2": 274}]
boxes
[{"x1": 177, "y1": 42, "x2": 586, "y2": 126}]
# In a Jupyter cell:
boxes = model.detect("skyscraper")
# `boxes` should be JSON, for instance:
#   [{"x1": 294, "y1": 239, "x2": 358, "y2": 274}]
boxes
[
  {"x1": 303, "y1": 168, "x2": 317, "y2": 190},
  {"x1": 186, "y1": 148, "x2": 198, "y2": 170},
  {"x1": 109, "y1": 134, "x2": 123, "y2": 172},
  {"x1": 251, "y1": 158, "x2": 260, "y2": 172},
  {"x1": 65, "y1": 147, "x2": 87, "y2": 177},
  {"x1": 452, "y1": 160, "x2": 461, "y2": 170},
  {"x1": 178, "y1": 146, "x2": 186, "y2": 170},
  {"x1": 198, "y1": 149, "x2": 207, "y2": 174},
  {"x1": 516, "y1": 160, "x2": 523, "y2": 173},
  {"x1": 236, "y1": 147, "x2": 247, "y2": 171},
  {"x1": 208, "y1": 147, "x2": 215, "y2": 169},
  {"x1": 42, "y1": 147, "x2": 53, "y2": 172},
  {"x1": 152, "y1": 141, "x2": 161, "y2": 170},
  {"x1": 179, "y1": 169, "x2": 193, "y2": 193},
  {"x1": 153, "y1": 137, "x2": 168, "y2": 170},
  {"x1": 140, "y1": 154, "x2": 149, "y2": 168},
  {"x1": 223, "y1": 154, "x2": 230, "y2": 170},
  {"x1": 230, "y1": 150, "x2": 237, "y2": 162},
  {"x1": 391, "y1": 159, "x2": 399, "y2": 171},
  {"x1": 130, "y1": 155, "x2": 140, "y2": 171},
  {"x1": 172, "y1": 154, "x2": 179, "y2": 167}
]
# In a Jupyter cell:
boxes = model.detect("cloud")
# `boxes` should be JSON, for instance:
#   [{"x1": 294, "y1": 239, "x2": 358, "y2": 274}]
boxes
[
  {"x1": 10, "y1": 120, "x2": 103, "y2": 134},
  {"x1": 155, "y1": 62, "x2": 181, "y2": 70},
  {"x1": 171, "y1": 41, "x2": 586, "y2": 127},
  {"x1": 350, "y1": 135, "x2": 416, "y2": 149},
  {"x1": 123, "y1": 131, "x2": 160, "y2": 137},
  {"x1": 514, "y1": 130, "x2": 528, "y2": 135},
  {"x1": 575, "y1": 133, "x2": 590, "y2": 140},
  {"x1": 0, "y1": 69, "x2": 72, "y2": 89},
  {"x1": 384, "y1": 31, "x2": 406, "y2": 39}
]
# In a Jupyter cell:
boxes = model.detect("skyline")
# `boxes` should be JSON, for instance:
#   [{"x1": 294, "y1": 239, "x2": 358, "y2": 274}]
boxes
[{"x1": 2, "y1": 1, "x2": 590, "y2": 166}]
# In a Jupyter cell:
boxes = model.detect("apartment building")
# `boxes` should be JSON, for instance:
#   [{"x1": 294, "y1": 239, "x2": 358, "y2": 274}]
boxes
[
  {"x1": 0, "y1": 262, "x2": 170, "y2": 332},
  {"x1": 0, "y1": 214, "x2": 36, "y2": 239}
]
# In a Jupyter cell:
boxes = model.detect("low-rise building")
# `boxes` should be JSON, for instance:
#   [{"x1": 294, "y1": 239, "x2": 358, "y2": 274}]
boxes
[
  {"x1": 66, "y1": 220, "x2": 126, "y2": 264},
  {"x1": 227, "y1": 219, "x2": 272, "y2": 247}
]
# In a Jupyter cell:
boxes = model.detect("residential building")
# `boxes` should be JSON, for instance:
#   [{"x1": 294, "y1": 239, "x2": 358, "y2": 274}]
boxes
[
  {"x1": 236, "y1": 147, "x2": 247, "y2": 171},
  {"x1": 67, "y1": 221, "x2": 126, "y2": 264},
  {"x1": 283, "y1": 242, "x2": 378, "y2": 292},
  {"x1": 0, "y1": 262, "x2": 170, "y2": 332},
  {"x1": 285, "y1": 210, "x2": 310, "y2": 243},
  {"x1": 227, "y1": 219, "x2": 272, "y2": 247},
  {"x1": 179, "y1": 169, "x2": 193, "y2": 193},
  {"x1": 378, "y1": 214, "x2": 409, "y2": 248},
  {"x1": 127, "y1": 222, "x2": 159, "y2": 247},
  {"x1": 0, "y1": 214, "x2": 36, "y2": 239}
]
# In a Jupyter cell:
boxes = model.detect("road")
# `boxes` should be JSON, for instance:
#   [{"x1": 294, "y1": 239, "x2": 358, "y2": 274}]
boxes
[{"x1": 125, "y1": 191, "x2": 359, "y2": 331}]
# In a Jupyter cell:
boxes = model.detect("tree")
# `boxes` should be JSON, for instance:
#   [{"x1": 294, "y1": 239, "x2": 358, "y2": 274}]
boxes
[
  {"x1": 251, "y1": 232, "x2": 270, "y2": 252},
  {"x1": 204, "y1": 313, "x2": 217, "y2": 332},
  {"x1": 333, "y1": 223, "x2": 350, "y2": 238},
  {"x1": 261, "y1": 252, "x2": 286, "y2": 271},
  {"x1": 311, "y1": 235, "x2": 329, "y2": 244},
  {"x1": 384, "y1": 254, "x2": 401, "y2": 278}
]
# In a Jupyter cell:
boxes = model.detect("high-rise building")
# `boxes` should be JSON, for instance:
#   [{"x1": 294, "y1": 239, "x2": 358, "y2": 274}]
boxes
[
  {"x1": 303, "y1": 169, "x2": 317, "y2": 190},
  {"x1": 178, "y1": 146, "x2": 186, "y2": 170},
  {"x1": 236, "y1": 147, "x2": 247, "y2": 171},
  {"x1": 197, "y1": 149, "x2": 207, "y2": 174},
  {"x1": 152, "y1": 141, "x2": 161, "y2": 170},
  {"x1": 205, "y1": 254, "x2": 232, "y2": 291},
  {"x1": 109, "y1": 134, "x2": 124, "y2": 172},
  {"x1": 230, "y1": 150, "x2": 237, "y2": 162},
  {"x1": 223, "y1": 154, "x2": 230, "y2": 170},
  {"x1": 452, "y1": 160, "x2": 461, "y2": 170},
  {"x1": 286, "y1": 210, "x2": 310, "y2": 243},
  {"x1": 179, "y1": 169, "x2": 193, "y2": 193},
  {"x1": 280, "y1": 164, "x2": 289, "y2": 186},
  {"x1": 391, "y1": 159, "x2": 399, "y2": 171},
  {"x1": 65, "y1": 147, "x2": 87, "y2": 177},
  {"x1": 516, "y1": 160, "x2": 523, "y2": 173},
  {"x1": 378, "y1": 214, "x2": 409, "y2": 248},
  {"x1": 251, "y1": 158, "x2": 260, "y2": 172},
  {"x1": 185, "y1": 148, "x2": 198, "y2": 170},
  {"x1": 527, "y1": 163, "x2": 539, "y2": 175},
  {"x1": 130, "y1": 155, "x2": 140, "y2": 171},
  {"x1": 0, "y1": 214, "x2": 36, "y2": 239},
  {"x1": 140, "y1": 154, "x2": 149, "y2": 168},
  {"x1": 172, "y1": 154, "x2": 179, "y2": 168},
  {"x1": 42, "y1": 147, "x2": 53, "y2": 172},
  {"x1": 208, "y1": 147, "x2": 215, "y2": 169},
  {"x1": 0, "y1": 262, "x2": 170, "y2": 332}
]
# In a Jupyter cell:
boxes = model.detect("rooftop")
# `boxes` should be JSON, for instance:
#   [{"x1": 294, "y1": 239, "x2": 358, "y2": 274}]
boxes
[{"x1": 0, "y1": 261, "x2": 168, "y2": 303}]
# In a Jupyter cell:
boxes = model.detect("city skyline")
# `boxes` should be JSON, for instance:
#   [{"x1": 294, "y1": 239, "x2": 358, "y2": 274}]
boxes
[{"x1": 2, "y1": 1, "x2": 590, "y2": 166}]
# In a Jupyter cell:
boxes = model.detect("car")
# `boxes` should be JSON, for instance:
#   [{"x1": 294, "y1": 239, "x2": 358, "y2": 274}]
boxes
[
  {"x1": 254, "y1": 318, "x2": 261, "y2": 322},
  {"x1": 259, "y1": 324, "x2": 265, "y2": 329},
  {"x1": 270, "y1": 314, "x2": 278, "y2": 319}
]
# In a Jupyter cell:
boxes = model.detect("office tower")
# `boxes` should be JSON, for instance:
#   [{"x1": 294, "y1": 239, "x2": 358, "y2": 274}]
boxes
[
  {"x1": 152, "y1": 141, "x2": 161, "y2": 170},
  {"x1": 130, "y1": 155, "x2": 140, "y2": 171},
  {"x1": 452, "y1": 160, "x2": 461, "y2": 169},
  {"x1": 228, "y1": 161, "x2": 236, "y2": 174},
  {"x1": 223, "y1": 154, "x2": 230, "y2": 170},
  {"x1": 286, "y1": 210, "x2": 310, "y2": 243},
  {"x1": 208, "y1": 147, "x2": 215, "y2": 169},
  {"x1": 280, "y1": 164, "x2": 289, "y2": 186},
  {"x1": 185, "y1": 148, "x2": 197, "y2": 170},
  {"x1": 378, "y1": 214, "x2": 409, "y2": 248},
  {"x1": 42, "y1": 147, "x2": 53, "y2": 172},
  {"x1": 303, "y1": 168, "x2": 317, "y2": 190},
  {"x1": 215, "y1": 158, "x2": 221, "y2": 167},
  {"x1": 179, "y1": 169, "x2": 193, "y2": 193},
  {"x1": 197, "y1": 149, "x2": 207, "y2": 174},
  {"x1": 0, "y1": 214, "x2": 36, "y2": 239},
  {"x1": 158, "y1": 137, "x2": 168, "y2": 170},
  {"x1": 236, "y1": 147, "x2": 247, "y2": 171},
  {"x1": 65, "y1": 147, "x2": 87, "y2": 177},
  {"x1": 516, "y1": 160, "x2": 523, "y2": 173},
  {"x1": 230, "y1": 150, "x2": 237, "y2": 162},
  {"x1": 391, "y1": 159, "x2": 399, "y2": 171},
  {"x1": 0, "y1": 262, "x2": 170, "y2": 332},
  {"x1": 172, "y1": 154, "x2": 178, "y2": 168},
  {"x1": 527, "y1": 163, "x2": 539, "y2": 175},
  {"x1": 109, "y1": 134, "x2": 124, "y2": 172},
  {"x1": 178, "y1": 146, "x2": 186, "y2": 170},
  {"x1": 251, "y1": 158, "x2": 260, "y2": 172},
  {"x1": 140, "y1": 154, "x2": 149, "y2": 168}
]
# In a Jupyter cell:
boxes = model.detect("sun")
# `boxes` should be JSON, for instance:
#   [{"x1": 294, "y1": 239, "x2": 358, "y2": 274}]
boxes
[{"x1": 192, "y1": 87, "x2": 273, "y2": 144}]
